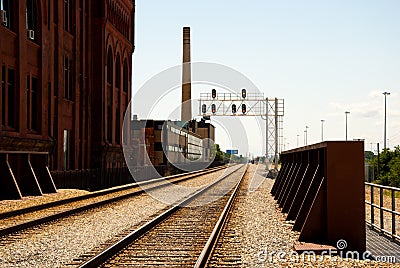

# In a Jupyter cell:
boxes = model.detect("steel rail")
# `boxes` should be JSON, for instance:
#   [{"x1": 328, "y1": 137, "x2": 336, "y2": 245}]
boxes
[
  {"x1": 78, "y1": 164, "x2": 245, "y2": 268},
  {"x1": 0, "y1": 165, "x2": 228, "y2": 237},
  {"x1": 0, "y1": 165, "x2": 225, "y2": 220},
  {"x1": 194, "y1": 165, "x2": 247, "y2": 267}
]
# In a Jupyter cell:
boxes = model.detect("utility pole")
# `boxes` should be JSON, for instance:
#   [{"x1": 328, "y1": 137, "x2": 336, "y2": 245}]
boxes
[
  {"x1": 305, "y1": 126, "x2": 309, "y2": 145},
  {"x1": 321, "y1": 119, "x2": 325, "y2": 141},
  {"x1": 297, "y1": 134, "x2": 299, "y2": 147}
]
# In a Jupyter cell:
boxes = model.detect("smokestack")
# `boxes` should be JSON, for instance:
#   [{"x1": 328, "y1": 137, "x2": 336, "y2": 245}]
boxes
[{"x1": 181, "y1": 27, "x2": 192, "y2": 123}]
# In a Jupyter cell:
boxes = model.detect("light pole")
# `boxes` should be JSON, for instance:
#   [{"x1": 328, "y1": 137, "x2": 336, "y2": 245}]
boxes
[
  {"x1": 297, "y1": 134, "x2": 299, "y2": 147},
  {"x1": 305, "y1": 126, "x2": 309, "y2": 145},
  {"x1": 321, "y1": 119, "x2": 325, "y2": 141},
  {"x1": 345, "y1": 111, "x2": 350, "y2": 141},
  {"x1": 383, "y1": 91, "x2": 390, "y2": 150},
  {"x1": 284, "y1": 138, "x2": 287, "y2": 151}
]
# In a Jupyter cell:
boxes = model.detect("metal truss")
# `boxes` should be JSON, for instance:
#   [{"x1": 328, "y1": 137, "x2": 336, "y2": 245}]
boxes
[
  {"x1": 198, "y1": 92, "x2": 284, "y2": 169},
  {"x1": 265, "y1": 98, "x2": 284, "y2": 167}
]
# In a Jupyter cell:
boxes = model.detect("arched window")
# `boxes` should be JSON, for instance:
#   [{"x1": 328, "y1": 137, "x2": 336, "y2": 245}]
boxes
[
  {"x1": 115, "y1": 97, "x2": 121, "y2": 144},
  {"x1": 106, "y1": 48, "x2": 113, "y2": 142},
  {"x1": 26, "y1": 0, "x2": 37, "y2": 42},
  {"x1": 123, "y1": 60, "x2": 128, "y2": 92},
  {"x1": 107, "y1": 49, "x2": 113, "y2": 85},
  {"x1": 115, "y1": 54, "x2": 121, "y2": 144},
  {"x1": 115, "y1": 54, "x2": 121, "y2": 89}
]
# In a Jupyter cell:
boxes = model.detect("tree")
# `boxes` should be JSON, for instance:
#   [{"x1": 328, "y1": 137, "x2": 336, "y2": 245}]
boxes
[
  {"x1": 368, "y1": 146, "x2": 400, "y2": 187},
  {"x1": 364, "y1": 151, "x2": 375, "y2": 162},
  {"x1": 212, "y1": 144, "x2": 224, "y2": 162}
]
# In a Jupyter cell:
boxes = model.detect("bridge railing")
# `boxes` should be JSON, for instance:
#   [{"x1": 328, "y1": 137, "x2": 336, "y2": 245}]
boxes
[
  {"x1": 271, "y1": 141, "x2": 365, "y2": 252},
  {"x1": 365, "y1": 182, "x2": 400, "y2": 241}
]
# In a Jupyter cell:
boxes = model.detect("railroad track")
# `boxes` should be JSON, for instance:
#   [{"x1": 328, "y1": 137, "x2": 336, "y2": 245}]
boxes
[
  {"x1": 0, "y1": 165, "x2": 228, "y2": 237},
  {"x1": 76, "y1": 164, "x2": 248, "y2": 268}
]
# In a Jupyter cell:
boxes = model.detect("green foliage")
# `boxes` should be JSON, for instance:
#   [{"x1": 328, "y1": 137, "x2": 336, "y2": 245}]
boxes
[
  {"x1": 368, "y1": 146, "x2": 400, "y2": 188},
  {"x1": 211, "y1": 144, "x2": 247, "y2": 164},
  {"x1": 212, "y1": 144, "x2": 224, "y2": 162},
  {"x1": 364, "y1": 151, "x2": 375, "y2": 161},
  {"x1": 227, "y1": 153, "x2": 247, "y2": 163}
]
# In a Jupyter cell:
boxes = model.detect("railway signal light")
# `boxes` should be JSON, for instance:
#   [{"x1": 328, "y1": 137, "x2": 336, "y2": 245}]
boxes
[
  {"x1": 241, "y1": 88, "x2": 246, "y2": 99},
  {"x1": 211, "y1": 104, "x2": 216, "y2": 114},
  {"x1": 202, "y1": 104, "x2": 207, "y2": 114},
  {"x1": 212, "y1": 89, "x2": 216, "y2": 99},
  {"x1": 242, "y1": 104, "x2": 246, "y2": 114},
  {"x1": 232, "y1": 104, "x2": 237, "y2": 114}
]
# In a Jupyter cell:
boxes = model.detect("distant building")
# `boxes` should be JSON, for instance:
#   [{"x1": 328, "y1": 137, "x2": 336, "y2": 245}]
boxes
[
  {"x1": 0, "y1": 0, "x2": 135, "y2": 171},
  {"x1": 131, "y1": 119, "x2": 215, "y2": 167}
]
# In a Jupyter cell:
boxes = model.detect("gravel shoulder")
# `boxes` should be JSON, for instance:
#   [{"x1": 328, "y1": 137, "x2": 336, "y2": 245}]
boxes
[{"x1": 211, "y1": 163, "x2": 400, "y2": 267}]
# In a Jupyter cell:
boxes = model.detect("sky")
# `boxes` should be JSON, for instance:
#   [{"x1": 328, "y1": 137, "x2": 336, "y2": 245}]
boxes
[{"x1": 131, "y1": 0, "x2": 400, "y2": 156}]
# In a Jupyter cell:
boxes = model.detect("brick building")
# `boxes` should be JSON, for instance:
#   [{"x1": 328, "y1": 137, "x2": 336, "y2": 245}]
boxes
[{"x1": 0, "y1": 0, "x2": 135, "y2": 170}]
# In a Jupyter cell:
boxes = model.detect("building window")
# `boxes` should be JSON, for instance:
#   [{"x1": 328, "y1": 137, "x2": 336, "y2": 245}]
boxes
[
  {"x1": 1, "y1": 65, "x2": 5, "y2": 127},
  {"x1": 64, "y1": 56, "x2": 73, "y2": 100},
  {"x1": 64, "y1": 0, "x2": 73, "y2": 33},
  {"x1": 27, "y1": 74, "x2": 40, "y2": 131},
  {"x1": 107, "y1": 48, "x2": 113, "y2": 142},
  {"x1": 31, "y1": 76, "x2": 38, "y2": 130},
  {"x1": 6, "y1": 67, "x2": 15, "y2": 128},
  {"x1": 123, "y1": 61, "x2": 128, "y2": 92},
  {"x1": 1, "y1": 0, "x2": 14, "y2": 31},
  {"x1": 26, "y1": 0, "x2": 37, "y2": 42},
  {"x1": 1, "y1": 66, "x2": 16, "y2": 129},
  {"x1": 115, "y1": 55, "x2": 121, "y2": 89},
  {"x1": 116, "y1": 98, "x2": 120, "y2": 144},
  {"x1": 115, "y1": 55, "x2": 121, "y2": 144},
  {"x1": 107, "y1": 88, "x2": 112, "y2": 142},
  {"x1": 27, "y1": 75, "x2": 30, "y2": 128},
  {"x1": 107, "y1": 49, "x2": 113, "y2": 85},
  {"x1": 63, "y1": 129, "x2": 69, "y2": 170}
]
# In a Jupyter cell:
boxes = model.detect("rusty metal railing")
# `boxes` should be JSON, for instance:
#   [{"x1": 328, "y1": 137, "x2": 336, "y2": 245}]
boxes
[{"x1": 365, "y1": 182, "x2": 400, "y2": 241}]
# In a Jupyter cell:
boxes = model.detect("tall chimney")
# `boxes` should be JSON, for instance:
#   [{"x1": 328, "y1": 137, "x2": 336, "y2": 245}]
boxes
[{"x1": 181, "y1": 27, "x2": 192, "y2": 123}]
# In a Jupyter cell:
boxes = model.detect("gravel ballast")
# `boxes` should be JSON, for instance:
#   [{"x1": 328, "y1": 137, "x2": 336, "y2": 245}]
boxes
[
  {"x1": 0, "y1": 168, "x2": 229, "y2": 268},
  {"x1": 0, "y1": 189, "x2": 89, "y2": 214}
]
